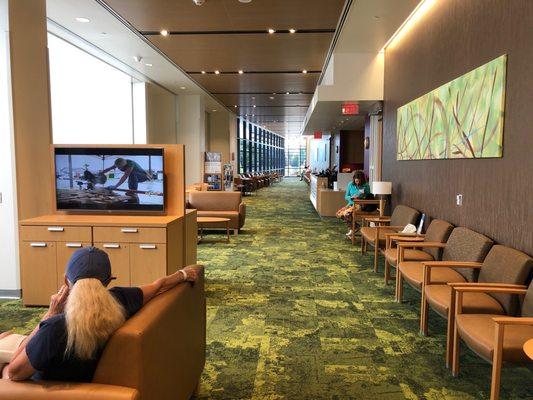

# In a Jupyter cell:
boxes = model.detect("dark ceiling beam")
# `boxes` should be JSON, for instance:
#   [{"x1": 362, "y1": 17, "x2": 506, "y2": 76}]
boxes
[{"x1": 141, "y1": 29, "x2": 335, "y2": 36}]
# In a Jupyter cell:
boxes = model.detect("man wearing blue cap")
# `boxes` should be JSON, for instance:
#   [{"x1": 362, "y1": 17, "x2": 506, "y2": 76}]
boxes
[{"x1": 1, "y1": 247, "x2": 198, "y2": 382}]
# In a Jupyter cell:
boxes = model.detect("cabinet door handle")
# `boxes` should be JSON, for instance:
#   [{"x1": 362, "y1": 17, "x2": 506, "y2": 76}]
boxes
[
  {"x1": 139, "y1": 244, "x2": 157, "y2": 250},
  {"x1": 103, "y1": 243, "x2": 120, "y2": 249},
  {"x1": 47, "y1": 226, "x2": 64, "y2": 232},
  {"x1": 30, "y1": 242, "x2": 47, "y2": 247},
  {"x1": 66, "y1": 243, "x2": 82, "y2": 248},
  {"x1": 121, "y1": 228, "x2": 138, "y2": 233}
]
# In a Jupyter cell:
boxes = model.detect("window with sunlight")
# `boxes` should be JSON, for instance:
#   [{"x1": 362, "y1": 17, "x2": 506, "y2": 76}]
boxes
[{"x1": 48, "y1": 34, "x2": 140, "y2": 144}]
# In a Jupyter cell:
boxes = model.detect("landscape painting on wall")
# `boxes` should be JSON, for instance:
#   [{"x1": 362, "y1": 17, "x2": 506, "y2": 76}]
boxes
[{"x1": 396, "y1": 54, "x2": 507, "y2": 160}]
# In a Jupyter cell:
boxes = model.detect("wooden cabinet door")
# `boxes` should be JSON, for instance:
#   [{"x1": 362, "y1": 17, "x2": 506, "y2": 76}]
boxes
[
  {"x1": 130, "y1": 243, "x2": 167, "y2": 286},
  {"x1": 20, "y1": 241, "x2": 57, "y2": 306},
  {"x1": 94, "y1": 243, "x2": 131, "y2": 288},
  {"x1": 56, "y1": 242, "x2": 92, "y2": 289}
]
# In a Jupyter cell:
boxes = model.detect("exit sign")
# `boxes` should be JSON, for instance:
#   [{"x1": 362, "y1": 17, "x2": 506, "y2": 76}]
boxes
[
  {"x1": 342, "y1": 103, "x2": 359, "y2": 115},
  {"x1": 314, "y1": 131, "x2": 322, "y2": 139}
]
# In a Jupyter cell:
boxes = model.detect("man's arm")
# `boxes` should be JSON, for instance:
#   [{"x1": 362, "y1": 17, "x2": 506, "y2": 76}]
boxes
[
  {"x1": 139, "y1": 265, "x2": 198, "y2": 306},
  {"x1": 101, "y1": 165, "x2": 116, "y2": 174},
  {"x1": 113, "y1": 167, "x2": 133, "y2": 189}
]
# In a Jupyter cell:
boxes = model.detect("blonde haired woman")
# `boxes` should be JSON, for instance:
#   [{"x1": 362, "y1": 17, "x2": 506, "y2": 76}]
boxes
[{"x1": 1, "y1": 247, "x2": 198, "y2": 381}]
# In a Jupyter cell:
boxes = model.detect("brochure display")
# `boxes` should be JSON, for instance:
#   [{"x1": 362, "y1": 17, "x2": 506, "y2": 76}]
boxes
[{"x1": 203, "y1": 152, "x2": 223, "y2": 191}]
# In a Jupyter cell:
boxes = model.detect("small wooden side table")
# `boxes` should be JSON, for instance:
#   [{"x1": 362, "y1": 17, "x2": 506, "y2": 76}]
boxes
[
  {"x1": 197, "y1": 217, "x2": 231, "y2": 243},
  {"x1": 524, "y1": 338, "x2": 533, "y2": 360}
]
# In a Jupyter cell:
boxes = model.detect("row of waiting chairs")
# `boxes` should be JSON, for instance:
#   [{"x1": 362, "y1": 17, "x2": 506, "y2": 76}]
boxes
[
  {"x1": 234, "y1": 172, "x2": 281, "y2": 195},
  {"x1": 358, "y1": 205, "x2": 532, "y2": 400}
]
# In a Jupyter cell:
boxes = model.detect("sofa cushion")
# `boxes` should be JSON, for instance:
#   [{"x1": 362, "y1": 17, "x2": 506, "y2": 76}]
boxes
[
  {"x1": 399, "y1": 262, "x2": 466, "y2": 291},
  {"x1": 456, "y1": 314, "x2": 533, "y2": 363},
  {"x1": 442, "y1": 227, "x2": 493, "y2": 282},
  {"x1": 425, "y1": 285, "x2": 505, "y2": 318},
  {"x1": 189, "y1": 191, "x2": 242, "y2": 211},
  {"x1": 478, "y1": 245, "x2": 533, "y2": 316},
  {"x1": 384, "y1": 248, "x2": 434, "y2": 266},
  {"x1": 197, "y1": 211, "x2": 239, "y2": 228},
  {"x1": 390, "y1": 205, "x2": 420, "y2": 227},
  {"x1": 424, "y1": 219, "x2": 454, "y2": 260}
]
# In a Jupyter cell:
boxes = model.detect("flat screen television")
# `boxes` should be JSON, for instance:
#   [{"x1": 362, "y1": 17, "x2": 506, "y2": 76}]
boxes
[{"x1": 54, "y1": 147, "x2": 165, "y2": 213}]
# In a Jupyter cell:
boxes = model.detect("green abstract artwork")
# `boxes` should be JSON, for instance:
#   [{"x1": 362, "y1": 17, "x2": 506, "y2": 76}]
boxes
[{"x1": 397, "y1": 54, "x2": 507, "y2": 160}]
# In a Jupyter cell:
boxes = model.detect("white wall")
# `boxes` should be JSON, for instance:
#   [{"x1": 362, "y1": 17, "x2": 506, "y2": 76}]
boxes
[
  {"x1": 177, "y1": 95, "x2": 206, "y2": 185},
  {"x1": 145, "y1": 82, "x2": 177, "y2": 144},
  {"x1": 309, "y1": 138, "x2": 331, "y2": 173},
  {"x1": 0, "y1": 0, "x2": 20, "y2": 293}
]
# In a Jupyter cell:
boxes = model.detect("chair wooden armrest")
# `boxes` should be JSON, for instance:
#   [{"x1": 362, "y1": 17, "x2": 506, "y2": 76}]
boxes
[
  {"x1": 385, "y1": 233, "x2": 424, "y2": 249},
  {"x1": 492, "y1": 317, "x2": 533, "y2": 325},
  {"x1": 397, "y1": 241, "x2": 446, "y2": 249},
  {"x1": 366, "y1": 216, "x2": 391, "y2": 223},
  {"x1": 422, "y1": 261, "x2": 482, "y2": 269},
  {"x1": 453, "y1": 286, "x2": 527, "y2": 295},
  {"x1": 448, "y1": 282, "x2": 527, "y2": 289},
  {"x1": 353, "y1": 199, "x2": 382, "y2": 205}
]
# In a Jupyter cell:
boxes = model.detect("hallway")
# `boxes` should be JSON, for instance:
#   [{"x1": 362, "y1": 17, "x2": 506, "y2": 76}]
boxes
[{"x1": 197, "y1": 179, "x2": 532, "y2": 400}]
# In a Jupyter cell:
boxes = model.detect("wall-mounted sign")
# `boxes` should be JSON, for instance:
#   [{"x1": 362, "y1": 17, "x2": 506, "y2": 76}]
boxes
[
  {"x1": 314, "y1": 131, "x2": 322, "y2": 139},
  {"x1": 342, "y1": 103, "x2": 359, "y2": 115}
]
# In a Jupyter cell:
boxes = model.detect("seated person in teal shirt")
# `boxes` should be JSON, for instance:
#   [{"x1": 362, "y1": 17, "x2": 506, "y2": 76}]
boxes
[{"x1": 343, "y1": 170, "x2": 370, "y2": 237}]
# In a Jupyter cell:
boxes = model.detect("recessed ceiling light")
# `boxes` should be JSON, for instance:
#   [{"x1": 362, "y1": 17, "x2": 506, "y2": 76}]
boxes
[
  {"x1": 268, "y1": 28, "x2": 276, "y2": 34},
  {"x1": 272, "y1": 92, "x2": 276, "y2": 95},
  {"x1": 160, "y1": 29, "x2": 169, "y2": 36},
  {"x1": 238, "y1": 70, "x2": 244, "y2": 74},
  {"x1": 180, "y1": 86, "x2": 186, "y2": 90},
  {"x1": 239, "y1": 0, "x2": 252, "y2": 3},
  {"x1": 145, "y1": 63, "x2": 153, "y2": 67},
  {"x1": 214, "y1": 70, "x2": 220, "y2": 74},
  {"x1": 212, "y1": 109, "x2": 217, "y2": 112},
  {"x1": 286, "y1": 91, "x2": 290, "y2": 95},
  {"x1": 302, "y1": 70, "x2": 308, "y2": 74},
  {"x1": 269, "y1": 96, "x2": 274, "y2": 100},
  {"x1": 234, "y1": 105, "x2": 238, "y2": 108},
  {"x1": 253, "y1": 105, "x2": 256, "y2": 108},
  {"x1": 75, "y1": 17, "x2": 90, "y2": 23},
  {"x1": 201, "y1": 70, "x2": 206, "y2": 74},
  {"x1": 289, "y1": 28, "x2": 296, "y2": 34}
]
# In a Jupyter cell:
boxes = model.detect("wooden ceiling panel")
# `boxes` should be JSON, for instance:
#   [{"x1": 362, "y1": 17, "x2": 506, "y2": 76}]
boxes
[
  {"x1": 238, "y1": 106, "x2": 307, "y2": 117},
  {"x1": 104, "y1": 0, "x2": 345, "y2": 31},
  {"x1": 193, "y1": 73, "x2": 319, "y2": 95},
  {"x1": 148, "y1": 33, "x2": 333, "y2": 71}
]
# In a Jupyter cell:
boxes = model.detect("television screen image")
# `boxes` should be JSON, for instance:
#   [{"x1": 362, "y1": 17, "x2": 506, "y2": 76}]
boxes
[{"x1": 54, "y1": 147, "x2": 165, "y2": 212}]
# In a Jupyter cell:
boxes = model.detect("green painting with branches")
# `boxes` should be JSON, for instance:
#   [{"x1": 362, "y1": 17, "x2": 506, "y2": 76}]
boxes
[{"x1": 397, "y1": 55, "x2": 506, "y2": 160}]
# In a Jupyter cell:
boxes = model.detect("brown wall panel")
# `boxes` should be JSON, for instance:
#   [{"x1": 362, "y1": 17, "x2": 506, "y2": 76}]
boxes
[{"x1": 382, "y1": 0, "x2": 533, "y2": 254}]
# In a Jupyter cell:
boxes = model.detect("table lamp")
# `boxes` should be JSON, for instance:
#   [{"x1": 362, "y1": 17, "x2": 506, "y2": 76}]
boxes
[{"x1": 372, "y1": 181, "x2": 392, "y2": 197}]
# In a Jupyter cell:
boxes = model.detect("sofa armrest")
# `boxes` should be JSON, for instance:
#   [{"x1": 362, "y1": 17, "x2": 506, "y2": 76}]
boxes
[
  {"x1": 0, "y1": 380, "x2": 139, "y2": 400},
  {"x1": 239, "y1": 202, "x2": 246, "y2": 228}
]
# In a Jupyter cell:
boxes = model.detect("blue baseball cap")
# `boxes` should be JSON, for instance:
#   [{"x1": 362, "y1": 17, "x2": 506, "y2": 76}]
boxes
[{"x1": 66, "y1": 247, "x2": 115, "y2": 285}]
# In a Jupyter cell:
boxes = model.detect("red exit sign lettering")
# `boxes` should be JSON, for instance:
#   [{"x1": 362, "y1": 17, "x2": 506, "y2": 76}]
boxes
[{"x1": 342, "y1": 103, "x2": 359, "y2": 115}]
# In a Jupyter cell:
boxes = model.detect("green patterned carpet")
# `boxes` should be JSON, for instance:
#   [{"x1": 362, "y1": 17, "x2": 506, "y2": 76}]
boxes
[{"x1": 1, "y1": 179, "x2": 531, "y2": 399}]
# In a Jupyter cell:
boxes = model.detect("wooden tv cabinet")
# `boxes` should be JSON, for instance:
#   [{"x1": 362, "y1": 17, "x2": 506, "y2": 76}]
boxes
[{"x1": 19, "y1": 214, "x2": 185, "y2": 306}]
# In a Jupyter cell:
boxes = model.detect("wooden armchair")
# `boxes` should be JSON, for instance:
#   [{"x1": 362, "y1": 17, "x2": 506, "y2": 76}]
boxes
[
  {"x1": 421, "y1": 245, "x2": 531, "y2": 368},
  {"x1": 360, "y1": 205, "x2": 420, "y2": 273},
  {"x1": 350, "y1": 198, "x2": 386, "y2": 244},
  {"x1": 450, "y1": 281, "x2": 533, "y2": 400},
  {"x1": 382, "y1": 219, "x2": 453, "y2": 285}
]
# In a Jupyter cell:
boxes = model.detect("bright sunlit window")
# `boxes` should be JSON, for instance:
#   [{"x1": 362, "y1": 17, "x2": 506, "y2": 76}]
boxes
[{"x1": 48, "y1": 34, "x2": 139, "y2": 144}]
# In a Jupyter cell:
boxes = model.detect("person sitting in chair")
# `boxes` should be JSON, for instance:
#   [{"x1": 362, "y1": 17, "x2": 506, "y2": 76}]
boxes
[
  {"x1": 0, "y1": 247, "x2": 198, "y2": 382},
  {"x1": 342, "y1": 170, "x2": 370, "y2": 238}
]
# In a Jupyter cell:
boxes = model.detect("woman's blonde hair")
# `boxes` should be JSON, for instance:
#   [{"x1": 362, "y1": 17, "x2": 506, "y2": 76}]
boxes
[{"x1": 64, "y1": 278, "x2": 125, "y2": 359}]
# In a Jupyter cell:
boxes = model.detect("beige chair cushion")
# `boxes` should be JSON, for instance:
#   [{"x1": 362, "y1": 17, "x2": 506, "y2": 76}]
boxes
[
  {"x1": 399, "y1": 262, "x2": 466, "y2": 291},
  {"x1": 423, "y1": 219, "x2": 454, "y2": 260},
  {"x1": 425, "y1": 285, "x2": 505, "y2": 318},
  {"x1": 189, "y1": 191, "x2": 242, "y2": 211},
  {"x1": 390, "y1": 205, "x2": 420, "y2": 227},
  {"x1": 456, "y1": 314, "x2": 533, "y2": 363},
  {"x1": 360, "y1": 226, "x2": 397, "y2": 244},
  {"x1": 197, "y1": 211, "x2": 239, "y2": 228},
  {"x1": 384, "y1": 248, "x2": 434, "y2": 266}
]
